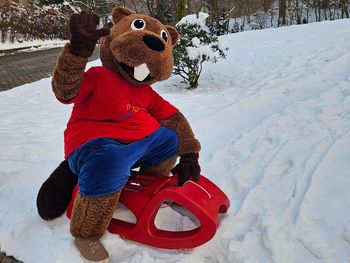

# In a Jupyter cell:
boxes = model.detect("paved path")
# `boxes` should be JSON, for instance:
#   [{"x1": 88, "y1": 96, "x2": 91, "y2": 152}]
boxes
[{"x1": 0, "y1": 46, "x2": 100, "y2": 92}]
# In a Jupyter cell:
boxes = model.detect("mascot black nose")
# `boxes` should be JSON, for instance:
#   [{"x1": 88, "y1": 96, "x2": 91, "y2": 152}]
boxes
[{"x1": 143, "y1": 35, "x2": 165, "y2": 52}]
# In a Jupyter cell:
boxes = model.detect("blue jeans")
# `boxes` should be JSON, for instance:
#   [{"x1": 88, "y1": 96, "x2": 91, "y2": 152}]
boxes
[{"x1": 68, "y1": 127, "x2": 178, "y2": 197}]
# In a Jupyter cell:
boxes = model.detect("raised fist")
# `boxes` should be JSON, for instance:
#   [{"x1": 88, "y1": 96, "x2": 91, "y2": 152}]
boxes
[{"x1": 69, "y1": 11, "x2": 110, "y2": 58}]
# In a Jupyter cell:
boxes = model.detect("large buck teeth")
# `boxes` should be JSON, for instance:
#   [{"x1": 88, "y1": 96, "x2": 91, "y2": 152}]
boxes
[{"x1": 134, "y1": 63, "x2": 150, "y2": 81}]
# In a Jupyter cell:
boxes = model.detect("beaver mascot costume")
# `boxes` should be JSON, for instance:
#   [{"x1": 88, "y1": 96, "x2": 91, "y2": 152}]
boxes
[{"x1": 36, "y1": 6, "x2": 201, "y2": 262}]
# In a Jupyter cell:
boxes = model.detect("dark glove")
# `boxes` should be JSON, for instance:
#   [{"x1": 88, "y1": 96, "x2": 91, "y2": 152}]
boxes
[
  {"x1": 69, "y1": 11, "x2": 110, "y2": 58},
  {"x1": 172, "y1": 153, "x2": 201, "y2": 186}
]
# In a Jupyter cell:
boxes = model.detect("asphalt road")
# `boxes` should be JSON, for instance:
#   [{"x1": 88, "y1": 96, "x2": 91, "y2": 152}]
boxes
[{"x1": 0, "y1": 46, "x2": 100, "y2": 92}]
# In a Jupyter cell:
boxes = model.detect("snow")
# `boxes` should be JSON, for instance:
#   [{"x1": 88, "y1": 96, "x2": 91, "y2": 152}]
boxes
[
  {"x1": 1, "y1": 19, "x2": 350, "y2": 262},
  {"x1": 180, "y1": 13, "x2": 227, "y2": 63},
  {"x1": 186, "y1": 45, "x2": 209, "y2": 60},
  {"x1": 0, "y1": 39, "x2": 67, "y2": 54},
  {"x1": 177, "y1": 12, "x2": 209, "y2": 28},
  {"x1": 191, "y1": 37, "x2": 201, "y2": 46},
  {"x1": 187, "y1": 39, "x2": 220, "y2": 62}
]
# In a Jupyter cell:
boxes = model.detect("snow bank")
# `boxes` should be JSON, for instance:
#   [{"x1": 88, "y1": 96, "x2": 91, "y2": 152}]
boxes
[
  {"x1": 1, "y1": 19, "x2": 350, "y2": 262},
  {"x1": 0, "y1": 39, "x2": 67, "y2": 53}
]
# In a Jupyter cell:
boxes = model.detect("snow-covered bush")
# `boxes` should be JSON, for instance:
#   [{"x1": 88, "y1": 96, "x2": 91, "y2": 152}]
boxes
[
  {"x1": 0, "y1": 2, "x2": 72, "y2": 43},
  {"x1": 207, "y1": 12, "x2": 230, "y2": 36},
  {"x1": 173, "y1": 13, "x2": 228, "y2": 89}
]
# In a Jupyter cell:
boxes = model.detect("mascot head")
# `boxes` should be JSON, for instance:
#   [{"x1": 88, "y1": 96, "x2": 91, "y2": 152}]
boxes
[{"x1": 100, "y1": 6, "x2": 179, "y2": 85}]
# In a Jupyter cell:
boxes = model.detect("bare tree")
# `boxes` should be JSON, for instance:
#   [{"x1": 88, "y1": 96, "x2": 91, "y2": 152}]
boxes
[
  {"x1": 145, "y1": 0, "x2": 155, "y2": 16},
  {"x1": 340, "y1": 0, "x2": 349, "y2": 18},
  {"x1": 278, "y1": 0, "x2": 287, "y2": 25},
  {"x1": 130, "y1": 0, "x2": 138, "y2": 12},
  {"x1": 176, "y1": 0, "x2": 188, "y2": 21}
]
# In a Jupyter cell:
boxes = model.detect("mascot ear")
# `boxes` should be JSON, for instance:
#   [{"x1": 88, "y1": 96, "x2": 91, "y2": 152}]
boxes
[
  {"x1": 166, "y1": 26, "x2": 179, "y2": 46},
  {"x1": 112, "y1": 6, "x2": 134, "y2": 24}
]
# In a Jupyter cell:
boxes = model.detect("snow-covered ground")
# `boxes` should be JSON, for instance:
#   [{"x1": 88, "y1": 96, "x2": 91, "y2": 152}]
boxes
[
  {"x1": 1, "y1": 19, "x2": 350, "y2": 262},
  {"x1": 0, "y1": 39, "x2": 67, "y2": 54}
]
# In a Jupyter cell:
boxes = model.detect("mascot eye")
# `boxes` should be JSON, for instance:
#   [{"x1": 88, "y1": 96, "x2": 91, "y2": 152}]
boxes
[
  {"x1": 161, "y1": 30, "x2": 168, "y2": 42},
  {"x1": 131, "y1": 19, "x2": 146, "y2": 30}
]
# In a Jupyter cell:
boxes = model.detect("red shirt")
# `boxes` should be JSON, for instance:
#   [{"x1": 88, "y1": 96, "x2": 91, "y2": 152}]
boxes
[{"x1": 58, "y1": 66, "x2": 179, "y2": 159}]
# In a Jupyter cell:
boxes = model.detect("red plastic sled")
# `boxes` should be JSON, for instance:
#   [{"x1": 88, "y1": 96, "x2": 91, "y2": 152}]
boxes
[{"x1": 66, "y1": 172, "x2": 230, "y2": 249}]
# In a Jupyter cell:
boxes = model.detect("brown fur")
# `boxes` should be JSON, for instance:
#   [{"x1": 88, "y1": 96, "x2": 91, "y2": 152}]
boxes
[
  {"x1": 40, "y1": 8, "x2": 205, "y2": 257},
  {"x1": 52, "y1": 44, "x2": 87, "y2": 102},
  {"x1": 140, "y1": 156, "x2": 177, "y2": 176},
  {"x1": 70, "y1": 191, "x2": 121, "y2": 239},
  {"x1": 100, "y1": 7, "x2": 178, "y2": 86},
  {"x1": 52, "y1": 7, "x2": 178, "y2": 100},
  {"x1": 49, "y1": 7, "x2": 202, "y2": 250},
  {"x1": 112, "y1": 6, "x2": 134, "y2": 23},
  {"x1": 160, "y1": 112, "x2": 201, "y2": 155},
  {"x1": 52, "y1": 7, "x2": 200, "y2": 155}
]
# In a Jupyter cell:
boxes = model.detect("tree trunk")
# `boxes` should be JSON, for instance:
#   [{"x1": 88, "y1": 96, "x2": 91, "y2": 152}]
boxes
[
  {"x1": 176, "y1": 0, "x2": 188, "y2": 21},
  {"x1": 278, "y1": 0, "x2": 287, "y2": 26},
  {"x1": 146, "y1": 0, "x2": 155, "y2": 17},
  {"x1": 313, "y1": 0, "x2": 319, "y2": 21},
  {"x1": 318, "y1": 0, "x2": 322, "y2": 21},
  {"x1": 340, "y1": 0, "x2": 350, "y2": 18},
  {"x1": 296, "y1": 0, "x2": 301, "y2": 24},
  {"x1": 130, "y1": 0, "x2": 138, "y2": 12},
  {"x1": 210, "y1": 0, "x2": 219, "y2": 18},
  {"x1": 270, "y1": 7, "x2": 274, "y2": 27}
]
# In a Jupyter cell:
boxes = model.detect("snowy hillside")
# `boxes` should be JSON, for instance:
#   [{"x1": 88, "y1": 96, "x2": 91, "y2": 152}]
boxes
[{"x1": 1, "y1": 19, "x2": 350, "y2": 263}]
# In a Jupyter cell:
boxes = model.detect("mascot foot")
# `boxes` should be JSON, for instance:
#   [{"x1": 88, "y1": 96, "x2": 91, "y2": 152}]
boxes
[
  {"x1": 74, "y1": 237, "x2": 109, "y2": 263},
  {"x1": 70, "y1": 191, "x2": 121, "y2": 262},
  {"x1": 36, "y1": 160, "x2": 78, "y2": 220}
]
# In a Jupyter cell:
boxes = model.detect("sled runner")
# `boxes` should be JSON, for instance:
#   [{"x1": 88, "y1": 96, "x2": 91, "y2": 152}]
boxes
[{"x1": 66, "y1": 172, "x2": 230, "y2": 249}]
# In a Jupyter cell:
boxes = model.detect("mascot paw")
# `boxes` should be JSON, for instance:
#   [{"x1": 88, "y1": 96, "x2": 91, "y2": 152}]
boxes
[{"x1": 36, "y1": 160, "x2": 78, "y2": 220}]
